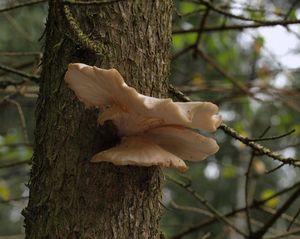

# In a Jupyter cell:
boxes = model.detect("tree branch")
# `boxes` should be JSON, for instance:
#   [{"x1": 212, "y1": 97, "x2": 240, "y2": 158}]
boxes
[
  {"x1": 170, "y1": 181, "x2": 300, "y2": 239},
  {"x1": 170, "y1": 201, "x2": 214, "y2": 217},
  {"x1": 193, "y1": 6, "x2": 210, "y2": 57},
  {"x1": 173, "y1": 19, "x2": 300, "y2": 34},
  {"x1": 287, "y1": 207, "x2": 300, "y2": 231},
  {"x1": 219, "y1": 124, "x2": 300, "y2": 167},
  {"x1": 0, "y1": 63, "x2": 39, "y2": 82},
  {"x1": 4, "y1": 98, "x2": 29, "y2": 143},
  {"x1": 199, "y1": 0, "x2": 268, "y2": 23},
  {"x1": 251, "y1": 186, "x2": 300, "y2": 238},
  {"x1": 0, "y1": 196, "x2": 28, "y2": 204},
  {"x1": 195, "y1": 48, "x2": 256, "y2": 98},
  {"x1": 0, "y1": 160, "x2": 31, "y2": 169},
  {"x1": 168, "y1": 85, "x2": 300, "y2": 167},
  {"x1": 264, "y1": 227, "x2": 300, "y2": 239},
  {"x1": 0, "y1": 51, "x2": 41, "y2": 56},
  {"x1": 247, "y1": 129, "x2": 296, "y2": 142},
  {"x1": 167, "y1": 175, "x2": 248, "y2": 237}
]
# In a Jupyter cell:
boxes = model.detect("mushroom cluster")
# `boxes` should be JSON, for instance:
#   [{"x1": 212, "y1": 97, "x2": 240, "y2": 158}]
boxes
[{"x1": 65, "y1": 63, "x2": 222, "y2": 172}]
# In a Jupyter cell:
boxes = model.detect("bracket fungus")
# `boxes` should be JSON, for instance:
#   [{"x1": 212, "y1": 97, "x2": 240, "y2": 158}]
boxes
[{"x1": 64, "y1": 63, "x2": 222, "y2": 172}]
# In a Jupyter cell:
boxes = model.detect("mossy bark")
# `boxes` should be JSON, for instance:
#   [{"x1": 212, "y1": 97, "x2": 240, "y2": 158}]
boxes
[{"x1": 24, "y1": 1, "x2": 172, "y2": 238}]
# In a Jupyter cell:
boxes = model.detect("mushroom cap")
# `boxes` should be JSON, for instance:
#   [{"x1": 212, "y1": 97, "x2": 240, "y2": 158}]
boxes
[
  {"x1": 64, "y1": 63, "x2": 222, "y2": 171},
  {"x1": 144, "y1": 126, "x2": 219, "y2": 162},
  {"x1": 65, "y1": 63, "x2": 118, "y2": 108},
  {"x1": 65, "y1": 63, "x2": 221, "y2": 135},
  {"x1": 91, "y1": 136, "x2": 188, "y2": 172}
]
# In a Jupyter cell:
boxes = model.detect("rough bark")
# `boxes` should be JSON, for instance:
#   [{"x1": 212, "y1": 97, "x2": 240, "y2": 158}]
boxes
[{"x1": 24, "y1": 1, "x2": 172, "y2": 238}]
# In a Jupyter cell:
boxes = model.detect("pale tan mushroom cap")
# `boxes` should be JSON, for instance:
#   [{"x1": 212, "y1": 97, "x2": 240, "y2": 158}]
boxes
[
  {"x1": 64, "y1": 63, "x2": 222, "y2": 172},
  {"x1": 91, "y1": 136, "x2": 188, "y2": 172},
  {"x1": 65, "y1": 63, "x2": 221, "y2": 134},
  {"x1": 144, "y1": 126, "x2": 219, "y2": 162}
]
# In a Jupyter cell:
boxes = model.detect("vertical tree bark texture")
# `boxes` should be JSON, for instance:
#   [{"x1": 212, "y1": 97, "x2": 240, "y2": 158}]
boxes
[{"x1": 24, "y1": 1, "x2": 172, "y2": 238}]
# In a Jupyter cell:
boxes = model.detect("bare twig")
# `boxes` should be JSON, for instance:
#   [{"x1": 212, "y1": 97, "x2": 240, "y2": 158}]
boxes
[
  {"x1": 168, "y1": 84, "x2": 192, "y2": 102},
  {"x1": 245, "y1": 127, "x2": 270, "y2": 235},
  {"x1": 251, "y1": 186, "x2": 300, "y2": 238},
  {"x1": 171, "y1": 201, "x2": 214, "y2": 217},
  {"x1": 0, "y1": 196, "x2": 28, "y2": 204},
  {"x1": 5, "y1": 99, "x2": 29, "y2": 143},
  {"x1": 264, "y1": 227, "x2": 300, "y2": 239},
  {"x1": 201, "y1": 232, "x2": 211, "y2": 239},
  {"x1": 0, "y1": 79, "x2": 26, "y2": 89},
  {"x1": 258, "y1": 182, "x2": 300, "y2": 206},
  {"x1": 167, "y1": 175, "x2": 248, "y2": 237},
  {"x1": 4, "y1": 12, "x2": 33, "y2": 42},
  {"x1": 199, "y1": 0, "x2": 269, "y2": 23},
  {"x1": 177, "y1": 85, "x2": 233, "y2": 94},
  {"x1": 172, "y1": 19, "x2": 300, "y2": 34},
  {"x1": 168, "y1": 85, "x2": 300, "y2": 167},
  {"x1": 0, "y1": 51, "x2": 41, "y2": 56},
  {"x1": 195, "y1": 48, "x2": 256, "y2": 98},
  {"x1": 172, "y1": 45, "x2": 194, "y2": 61},
  {"x1": 0, "y1": 160, "x2": 31, "y2": 169},
  {"x1": 219, "y1": 124, "x2": 300, "y2": 167},
  {"x1": 0, "y1": 143, "x2": 32, "y2": 148},
  {"x1": 170, "y1": 181, "x2": 300, "y2": 239},
  {"x1": 266, "y1": 163, "x2": 285, "y2": 174},
  {"x1": 245, "y1": 153, "x2": 255, "y2": 234},
  {"x1": 259, "y1": 206, "x2": 300, "y2": 227},
  {"x1": 193, "y1": 6, "x2": 210, "y2": 57},
  {"x1": 0, "y1": 61, "x2": 36, "y2": 77},
  {"x1": 0, "y1": 63, "x2": 39, "y2": 82},
  {"x1": 248, "y1": 129, "x2": 296, "y2": 142},
  {"x1": 287, "y1": 207, "x2": 300, "y2": 231}
]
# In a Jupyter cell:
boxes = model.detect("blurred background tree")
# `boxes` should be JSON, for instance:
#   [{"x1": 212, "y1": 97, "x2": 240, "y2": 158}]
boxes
[{"x1": 0, "y1": 0, "x2": 299, "y2": 238}]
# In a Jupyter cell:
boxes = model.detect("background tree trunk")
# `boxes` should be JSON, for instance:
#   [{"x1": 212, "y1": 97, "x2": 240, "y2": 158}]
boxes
[{"x1": 24, "y1": 1, "x2": 172, "y2": 238}]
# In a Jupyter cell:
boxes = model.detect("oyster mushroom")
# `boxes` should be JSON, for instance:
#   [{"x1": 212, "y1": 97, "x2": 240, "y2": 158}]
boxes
[{"x1": 65, "y1": 63, "x2": 222, "y2": 172}]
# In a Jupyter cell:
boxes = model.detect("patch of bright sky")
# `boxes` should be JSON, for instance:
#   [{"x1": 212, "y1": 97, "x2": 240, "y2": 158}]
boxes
[
  {"x1": 278, "y1": 158, "x2": 298, "y2": 188},
  {"x1": 232, "y1": 0, "x2": 300, "y2": 87},
  {"x1": 231, "y1": 0, "x2": 300, "y2": 110},
  {"x1": 239, "y1": 26, "x2": 300, "y2": 69},
  {"x1": 9, "y1": 207, "x2": 22, "y2": 222},
  {"x1": 162, "y1": 187, "x2": 172, "y2": 205},
  {"x1": 219, "y1": 110, "x2": 237, "y2": 121},
  {"x1": 230, "y1": 0, "x2": 299, "y2": 184},
  {"x1": 204, "y1": 161, "x2": 220, "y2": 180}
]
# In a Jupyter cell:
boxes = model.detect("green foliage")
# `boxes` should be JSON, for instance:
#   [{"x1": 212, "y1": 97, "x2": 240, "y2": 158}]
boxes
[
  {"x1": 172, "y1": 33, "x2": 198, "y2": 50},
  {"x1": 260, "y1": 189, "x2": 280, "y2": 208},
  {"x1": 1, "y1": 0, "x2": 300, "y2": 238},
  {"x1": 0, "y1": 132, "x2": 31, "y2": 235},
  {"x1": 0, "y1": 133, "x2": 32, "y2": 161},
  {"x1": 165, "y1": 1, "x2": 300, "y2": 238},
  {"x1": 179, "y1": 2, "x2": 199, "y2": 15},
  {"x1": 0, "y1": 182, "x2": 10, "y2": 201},
  {"x1": 222, "y1": 164, "x2": 237, "y2": 178}
]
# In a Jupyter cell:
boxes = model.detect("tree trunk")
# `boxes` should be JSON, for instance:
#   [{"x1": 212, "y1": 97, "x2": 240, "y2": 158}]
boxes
[{"x1": 24, "y1": 1, "x2": 172, "y2": 238}]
